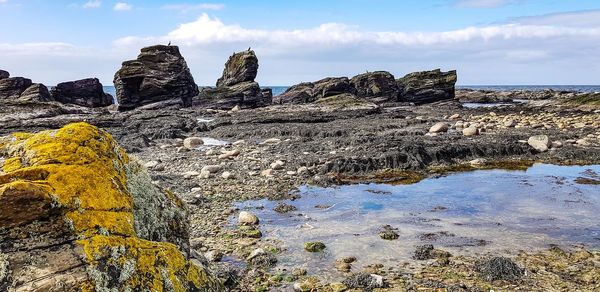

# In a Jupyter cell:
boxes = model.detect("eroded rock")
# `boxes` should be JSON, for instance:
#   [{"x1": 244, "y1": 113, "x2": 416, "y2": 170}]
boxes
[
  {"x1": 397, "y1": 69, "x2": 457, "y2": 104},
  {"x1": 51, "y1": 78, "x2": 112, "y2": 107}
]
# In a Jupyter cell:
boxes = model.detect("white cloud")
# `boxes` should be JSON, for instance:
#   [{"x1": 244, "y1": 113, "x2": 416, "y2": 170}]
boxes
[
  {"x1": 0, "y1": 0, "x2": 7, "y2": 3},
  {"x1": 455, "y1": 0, "x2": 511, "y2": 8},
  {"x1": 510, "y1": 9, "x2": 600, "y2": 28},
  {"x1": 83, "y1": 0, "x2": 101, "y2": 8},
  {"x1": 161, "y1": 3, "x2": 225, "y2": 13},
  {"x1": 113, "y1": 2, "x2": 132, "y2": 11}
]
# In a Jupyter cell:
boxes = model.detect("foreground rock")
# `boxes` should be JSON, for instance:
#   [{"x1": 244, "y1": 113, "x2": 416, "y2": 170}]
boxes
[
  {"x1": 397, "y1": 69, "x2": 457, "y2": 104},
  {"x1": 196, "y1": 50, "x2": 271, "y2": 109},
  {"x1": 114, "y1": 45, "x2": 198, "y2": 110},
  {"x1": 50, "y1": 78, "x2": 112, "y2": 107},
  {"x1": 0, "y1": 123, "x2": 222, "y2": 291}
]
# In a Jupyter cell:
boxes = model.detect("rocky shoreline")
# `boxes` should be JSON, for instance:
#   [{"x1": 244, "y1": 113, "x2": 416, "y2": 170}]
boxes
[{"x1": 1, "y1": 45, "x2": 599, "y2": 291}]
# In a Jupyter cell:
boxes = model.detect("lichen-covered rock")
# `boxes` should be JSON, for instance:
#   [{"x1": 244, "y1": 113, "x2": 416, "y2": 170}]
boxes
[
  {"x1": 216, "y1": 50, "x2": 259, "y2": 87},
  {"x1": 0, "y1": 123, "x2": 222, "y2": 291},
  {"x1": 114, "y1": 45, "x2": 198, "y2": 111},
  {"x1": 50, "y1": 78, "x2": 112, "y2": 107},
  {"x1": 19, "y1": 83, "x2": 53, "y2": 102},
  {"x1": 0, "y1": 77, "x2": 33, "y2": 100},
  {"x1": 350, "y1": 71, "x2": 399, "y2": 101},
  {"x1": 397, "y1": 69, "x2": 457, "y2": 104}
]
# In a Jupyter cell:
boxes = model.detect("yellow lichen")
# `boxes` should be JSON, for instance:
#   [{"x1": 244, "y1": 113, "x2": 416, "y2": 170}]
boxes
[{"x1": 0, "y1": 122, "x2": 221, "y2": 291}]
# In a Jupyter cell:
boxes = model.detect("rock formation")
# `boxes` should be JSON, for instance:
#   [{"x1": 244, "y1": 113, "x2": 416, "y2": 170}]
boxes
[
  {"x1": 397, "y1": 69, "x2": 457, "y2": 104},
  {"x1": 274, "y1": 77, "x2": 356, "y2": 104},
  {"x1": 50, "y1": 78, "x2": 112, "y2": 107},
  {"x1": 114, "y1": 45, "x2": 198, "y2": 111},
  {"x1": 350, "y1": 71, "x2": 399, "y2": 101},
  {"x1": 196, "y1": 50, "x2": 271, "y2": 109},
  {"x1": 0, "y1": 74, "x2": 53, "y2": 102},
  {"x1": 0, "y1": 123, "x2": 222, "y2": 291}
]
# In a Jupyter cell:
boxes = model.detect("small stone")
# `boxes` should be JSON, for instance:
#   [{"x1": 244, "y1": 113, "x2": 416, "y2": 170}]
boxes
[
  {"x1": 462, "y1": 126, "x2": 478, "y2": 137},
  {"x1": 261, "y1": 169, "x2": 274, "y2": 177},
  {"x1": 221, "y1": 171, "x2": 234, "y2": 179},
  {"x1": 528, "y1": 135, "x2": 550, "y2": 152},
  {"x1": 144, "y1": 160, "x2": 160, "y2": 169},
  {"x1": 232, "y1": 140, "x2": 246, "y2": 146},
  {"x1": 261, "y1": 138, "x2": 282, "y2": 145},
  {"x1": 577, "y1": 139, "x2": 591, "y2": 146},
  {"x1": 198, "y1": 170, "x2": 211, "y2": 179},
  {"x1": 469, "y1": 158, "x2": 486, "y2": 167},
  {"x1": 449, "y1": 114, "x2": 461, "y2": 120},
  {"x1": 297, "y1": 166, "x2": 309, "y2": 174},
  {"x1": 183, "y1": 171, "x2": 200, "y2": 179},
  {"x1": 183, "y1": 137, "x2": 204, "y2": 149},
  {"x1": 231, "y1": 105, "x2": 241, "y2": 112},
  {"x1": 551, "y1": 141, "x2": 563, "y2": 149},
  {"x1": 201, "y1": 165, "x2": 222, "y2": 173},
  {"x1": 504, "y1": 119, "x2": 517, "y2": 127},
  {"x1": 273, "y1": 203, "x2": 297, "y2": 213},
  {"x1": 304, "y1": 242, "x2": 326, "y2": 252},
  {"x1": 204, "y1": 250, "x2": 223, "y2": 262},
  {"x1": 218, "y1": 149, "x2": 240, "y2": 160},
  {"x1": 292, "y1": 268, "x2": 307, "y2": 277},
  {"x1": 429, "y1": 122, "x2": 449, "y2": 133},
  {"x1": 238, "y1": 211, "x2": 259, "y2": 225},
  {"x1": 378, "y1": 225, "x2": 399, "y2": 240},
  {"x1": 246, "y1": 248, "x2": 265, "y2": 261},
  {"x1": 270, "y1": 160, "x2": 286, "y2": 170},
  {"x1": 335, "y1": 261, "x2": 352, "y2": 272},
  {"x1": 330, "y1": 282, "x2": 348, "y2": 292}
]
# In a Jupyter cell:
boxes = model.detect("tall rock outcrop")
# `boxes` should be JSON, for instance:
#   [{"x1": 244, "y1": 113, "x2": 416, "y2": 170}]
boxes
[
  {"x1": 0, "y1": 123, "x2": 222, "y2": 291},
  {"x1": 50, "y1": 78, "x2": 112, "y2": 107},
  {"x1": 196, "y1": 50, "x2": 271, "y2": 109},
  {"x1": 0, "y1": 74, "x2": 53, "y2": 102},
  {"x1": 114, "y1": 45, "x2": 198, "y2": 111},
  {"x1": 397, "y1": 69, "x2": 457, "y2": 104}
]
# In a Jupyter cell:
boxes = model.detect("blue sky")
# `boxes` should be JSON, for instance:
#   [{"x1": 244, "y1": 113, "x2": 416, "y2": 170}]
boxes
[{"x1": 1, "y1": 0, "x2": 600, "y2": 85}]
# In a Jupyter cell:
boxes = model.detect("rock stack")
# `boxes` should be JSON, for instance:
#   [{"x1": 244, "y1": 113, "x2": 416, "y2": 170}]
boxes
[
  {"x1": 0, "y1": 70, "x2": 53, "y2": 102},
  {"x1": 275, "y1": 69, "x2": 456, "y2": 105},
  {"x1": 0, "y1": 123, "x2": 222, "y2": 291},
  {"x1": 114, "y1": 45, "x2": 198, "y2": 111},
  {"x1": 50, "y1": 78, "x2": 113, "y2": 107},
  {"x1": 196, "y1": 49, "x2": 271, "y2": 109}
]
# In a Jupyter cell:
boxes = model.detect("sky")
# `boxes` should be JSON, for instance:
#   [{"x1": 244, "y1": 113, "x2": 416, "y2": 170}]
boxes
[{"x1": 1, "y1": 0, "x2": 600, "y2": 86}]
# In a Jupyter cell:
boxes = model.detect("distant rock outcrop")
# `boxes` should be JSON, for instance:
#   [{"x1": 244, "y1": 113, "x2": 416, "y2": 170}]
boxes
[
  {"x1": 397, "y1": 69, "x2": 457, "y2": 104},
  {"x1": 0, "y1": 74, "x2": 53, "y2": 102},
  {"x1": 350, "y1": 71, "x2": 399, "y2": 101},
  {"x1": 50, "y1": 78, "x2": 112, "y2": 107},
  {"x1": 114, "y1": 45, "x2": 198, "y2": 111},
  {"x1": 196, "y1": 50, "x2": 271, "y2": 109},
  {"x1": 0, "y1": 122, "x2": 223, "y2": 291},
  {"x1": 274, "y1": 77, "x2": 357, "y2": 104}
]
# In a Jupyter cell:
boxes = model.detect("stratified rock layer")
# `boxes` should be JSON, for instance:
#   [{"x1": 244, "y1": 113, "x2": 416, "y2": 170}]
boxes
[
  {"x1": 114, "y1": 45, "x2": 198, "y2": 111},
  {"x1": 196, "y1": 50, "x2": 271, "y2": 109},
  {"x1": 0, "y1": 77, "x2": 33, "y2": 100},
  {"x1": 0, "y1": 123, "x2": 222, "y2": 291},
  {"x1": 350, "y1": 71, "x2": 399, "y2": 101},
  {"x1": 50, "y1": 78, "x2": 111, "y2": 107},
  {"x1": 397, "y1": 69, "x2": 457, "y2": 104}
]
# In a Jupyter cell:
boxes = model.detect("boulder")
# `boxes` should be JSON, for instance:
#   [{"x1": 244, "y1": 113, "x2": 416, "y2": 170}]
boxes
[
  {"x1": 51, "y1": 78, "x2": 112, "y2": 107},
  {"x1": 196, "y1": 49, "x2": 270, "y2": 109},
  {"x1": 0, "y1": 122, "x2": 223, "y2": 291},
  {"x1": 0, "y1": 69, "x2": 9, "y2": 80},
  {"x1": 274, "y1": 77, "x2": 355, "y2": 104},
  {"x1": 350, "y1": 71, "x2": 398, "y2": 101},
  {"x1": 114, "y1": 45, "x2": 198, "y2": 111},
  {"x1": 274, "y1": 82, "x2": 316, "y2": 104},
  {"x1": 0, "y1": 77, "x2": 33, "y2": 100},
  {"x1": 216, "y1": 50, "x2": 259, "y2": 87},
  {"x1": 528, "y1": 135, "x2": 550, "y2": 152},
  {"x1": 397, "y1": 69, "x2": 457, "y2": 104},
  {"x1": 19, "y1": 83, "x2": 53, "y2": 102},
  {"x1": 429, "y1": 122, "x2": 449, "y2": 133}
]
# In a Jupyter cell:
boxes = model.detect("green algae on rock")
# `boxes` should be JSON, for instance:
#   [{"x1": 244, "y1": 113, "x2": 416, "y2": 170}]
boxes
[
  {"x1": 304, "y1": 242, "x2": 327, "y2": 252},
  {"x1": 0, "y1": 122, "x2": 223, "y2": 291}
]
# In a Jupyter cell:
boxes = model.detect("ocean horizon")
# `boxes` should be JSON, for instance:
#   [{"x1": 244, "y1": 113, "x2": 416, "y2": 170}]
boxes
[{"x1": 100, "y1": 85, "x2": 600, "y2": 97}]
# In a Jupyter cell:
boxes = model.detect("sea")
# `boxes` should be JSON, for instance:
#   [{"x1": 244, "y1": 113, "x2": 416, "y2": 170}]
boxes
[{"x1": 102, "y1": 85, "x2": 600, "y2": 97}]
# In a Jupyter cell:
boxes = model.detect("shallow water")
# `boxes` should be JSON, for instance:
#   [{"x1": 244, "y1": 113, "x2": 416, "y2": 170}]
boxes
[{"x1": 235, "y1": 164, "x2": 600, "y2": 279}]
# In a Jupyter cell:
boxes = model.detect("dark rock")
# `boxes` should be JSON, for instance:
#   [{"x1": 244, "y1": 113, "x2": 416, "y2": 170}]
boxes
[
  {"x1": 350, "y1": 71, "x2": 398, "y2": 101},
  {"x1": 413, "y1": 244, "x2": 435, "y2": 260},
  {"x1": 273, "y1": 203, "x2": 297, "y2": 213},
  {"x1": 51, "y1": 78, "x2": 112, "y2": 107},
  {"x1": 397, "y1": 69, "x2": 457, "y2": 104},
  {"x1": 378, "y1": 225, "x2": 399, "y2": 240},
  {"x1": 195, "y1": 50, "x2": 270, "y2": 109},
  {"x1": 342, "y1": 273, "x2": 386, "y2": 290},
  {"x1": 0, "y1": 70, "x2": 9, "y2": 80},
  {"x1": 274, "y1": 82, "x2": 316, "y2": 104},
  {"x1": 475, "y1": 257, "x2": 524, "y2": 282},
  {"x1": 216, "y1": 50, "x2": 259, "y2": 87},
  {"x1": 260, "y1": 88, "x2": 273, "y2": 100},
  {"x1": 0, "y1": 77, "x2": 32, "y2": 100},
  {"x1": 114, "y1": 45, "x2": 198, "y2": 111},
  {"x1": 19, "y1": 83, "x2": 53, "y2": 102}
]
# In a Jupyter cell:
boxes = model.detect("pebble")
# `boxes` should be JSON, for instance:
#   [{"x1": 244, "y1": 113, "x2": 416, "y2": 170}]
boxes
[
  {"x1": 144, "y1": 160, "x2": 160, "y2": 169},
  {"x1": 297, "y1": 166, "x2": 308, "y2": 174},
  {"x1": 429, "y1": 122, "x2": 449, "y2": 133},
  {"x1": 449, "y1": 114, "x2": 461, "y2": 120},
  {"x1": 198, "y1": 171, "x2": 211, "y2": 179},
  {"x1": 230, "y1": 105, "x2": 241, "y2": 112},
  {"x1": 462, "y1": 126, "x2": 478, "y2": 137},
  {"x1": 218, "y1": 149, "x2": 240, "y2": 160},
  {"x1": 183, "y1": 171, "x2": 200, "y2": 179},
  {"x1": 271, "y1": 160, "x2": 286, "y2": 170},
  {"x1": 204, "y1": 250, "x2": 223, "y2": 262},
  {"x1": 183, "y1": 137, "x2": 204, "y2": 149},
  {"x1": 232, "y1": 140, "x2": 246, "y2": 146},
  {"x1": 261, "y1": 138, "x2": 282, "y2": 145},
  {"x1": 528, "y1": 135, "x2": 550, "y2": 152},
  {"x1": 246, "y1": 248, "x2": 265, "y2": 260},
  {"x1": 261, "y1": 169, "x2": 274, "y2": 177},
  {"x1": 221, "y1": 171, "x2": 234, "y2": 179},
  {"x1": 201, "y1": 165, "x2": 222, "y2": 174},
  {"x1": 239, "y1": 211, "x2": 259, "y2": 225}
]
